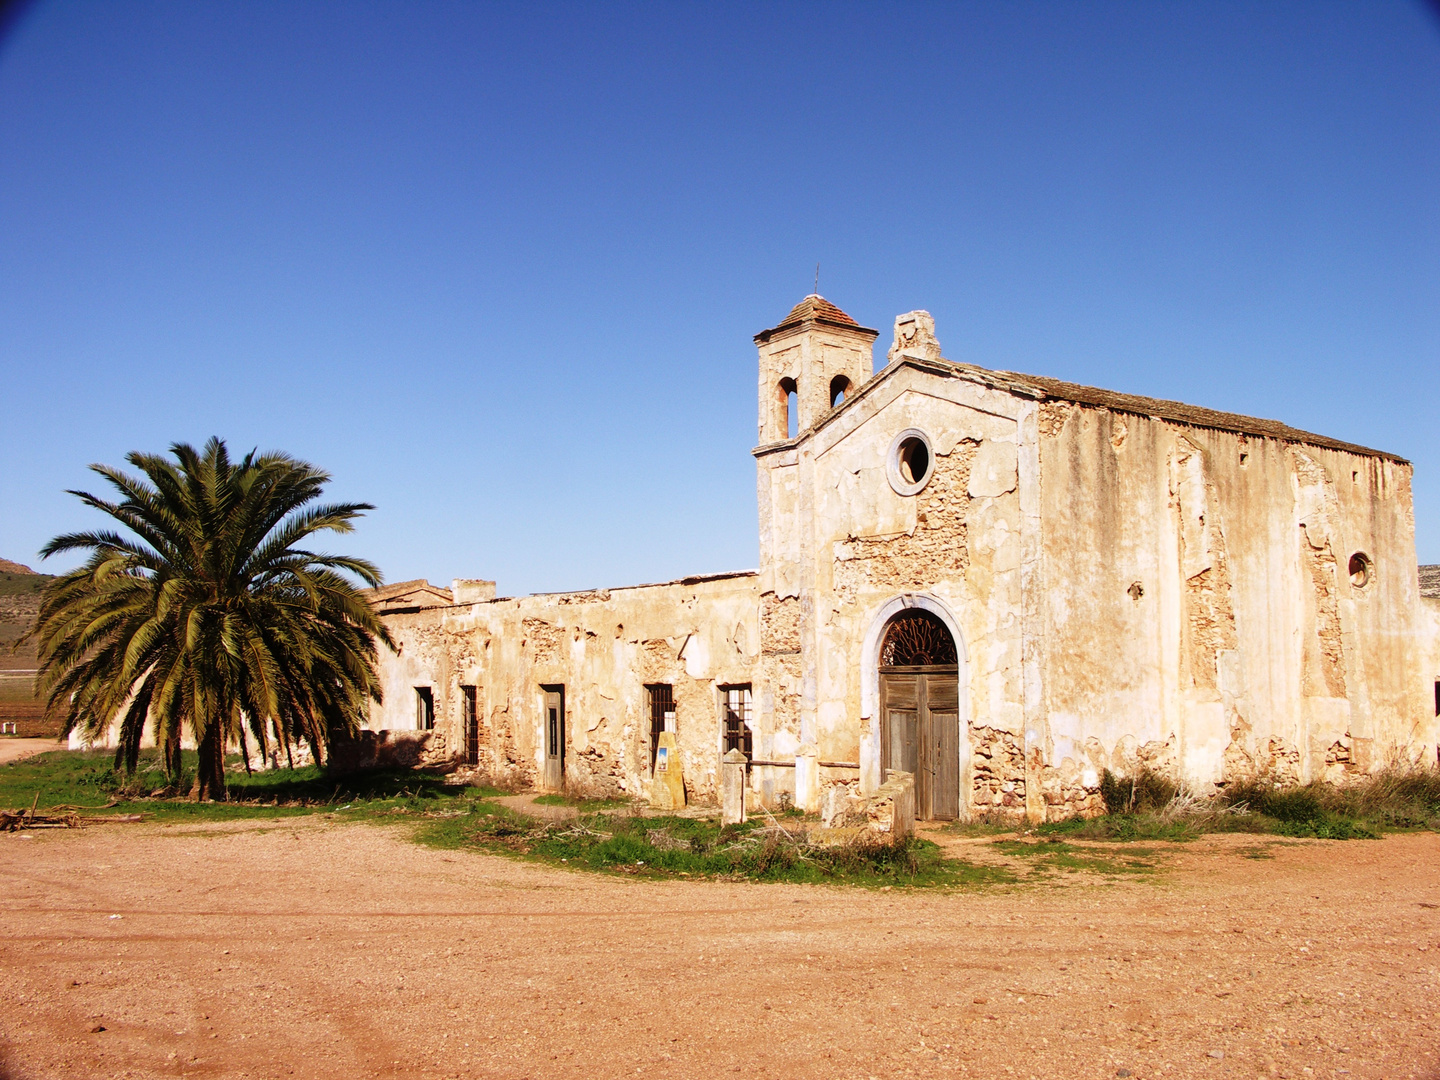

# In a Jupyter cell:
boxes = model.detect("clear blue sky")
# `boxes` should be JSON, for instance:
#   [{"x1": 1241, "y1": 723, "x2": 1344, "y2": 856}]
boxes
[{"x1": 2, "y1": 1, "x2": 1437, "y2": 594}]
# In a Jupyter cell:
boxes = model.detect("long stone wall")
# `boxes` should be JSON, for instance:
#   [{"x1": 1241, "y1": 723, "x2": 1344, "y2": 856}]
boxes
[{"x1": 370, "y1": 574, "x2": 761, "y2": 803}]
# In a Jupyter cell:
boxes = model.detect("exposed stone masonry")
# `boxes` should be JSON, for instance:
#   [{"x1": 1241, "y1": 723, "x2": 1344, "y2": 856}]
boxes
[
  {"x1": 833, "y1": 442, "x2": 977, "y2": 604},
  {"x1": 1300, "y1": 529, "x2": 1347, "y2": 698},
  {"x1": 969, "y1": 725, "x2": 1026, "y2": 811}
]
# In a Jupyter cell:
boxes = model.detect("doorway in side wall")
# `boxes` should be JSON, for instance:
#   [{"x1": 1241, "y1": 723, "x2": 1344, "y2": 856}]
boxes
[{"x1": 541, "y1": 685, "x2": 565, "y2": 790}]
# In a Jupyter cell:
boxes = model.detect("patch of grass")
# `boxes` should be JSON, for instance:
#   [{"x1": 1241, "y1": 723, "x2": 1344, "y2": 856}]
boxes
[
  {"x1": 0, "y1": 747, "x2": 503, "y2": 823},
  {"x1": 531, "y1": 793, "x2": 635, "y2": 811},
  {"x1": 1220, "y1": 778, "x2": 1400, "y2": 839},
  {"x1": 1037, "y1": 814, "x2": 1206, "y2": 843},
  {"x1": 1063, "y1": 765, "x2": 1440, "y2": 843},
  {"x1": 1236, "y1": 845, "x2": 1276, "y2": 860},
  {"x1": 992, "y1": 838, "x2": 1159, "y2": 876},
  {"x1": 941, "y1": 817, "x2": 1018, "y2": 838},
  {"x1": 1341, "y1": 769, "x2": 1440, "y2": 828},
  {"x1": 429, "y1": 807, "x2": 1015, "y2": 888}
]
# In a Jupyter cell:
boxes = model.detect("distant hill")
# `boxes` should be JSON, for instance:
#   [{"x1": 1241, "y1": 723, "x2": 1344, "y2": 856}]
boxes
[
  {"x1": 0, "y1": 565, "x2": 53, "y2": 600},
  {"x1": 0, "y1": 558, "x2": 37, "y2": 575}
]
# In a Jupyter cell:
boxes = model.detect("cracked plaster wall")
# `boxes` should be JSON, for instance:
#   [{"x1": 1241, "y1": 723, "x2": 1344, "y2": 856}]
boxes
[{"x1": 1038, "y1": 404, "x2": 1430, "y2": 802}]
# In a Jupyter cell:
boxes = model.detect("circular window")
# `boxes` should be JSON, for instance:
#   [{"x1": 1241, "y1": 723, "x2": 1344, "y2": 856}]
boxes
[
  {"x1": 886, "y1": 428, "x2": 934, "y2": 496},
  {"x1": 1348, "y1": 552, "x2": 1372, "y2": 588}
]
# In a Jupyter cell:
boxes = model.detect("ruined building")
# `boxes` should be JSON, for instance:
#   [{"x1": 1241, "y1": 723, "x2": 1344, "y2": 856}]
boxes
[{"x1": 367, "y1": 296, "x2": 1439, "y2": 821}]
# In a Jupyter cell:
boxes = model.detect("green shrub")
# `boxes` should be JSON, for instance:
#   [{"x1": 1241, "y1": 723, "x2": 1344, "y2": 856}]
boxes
[
  {"x1": 446, "y1": 808, "x2": 1011, "y2": 887},
  {"x1": 1100, "y1": 767, "x2": 1179, "y2": 815},
  {"x1": 1248, "y1": 784, "x2": 1325, "y2": 824}
]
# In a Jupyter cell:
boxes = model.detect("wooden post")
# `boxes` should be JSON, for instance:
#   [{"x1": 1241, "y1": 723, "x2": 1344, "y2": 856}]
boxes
[
  {"x1": 794, "y1": 744, "x2": 819, "y2": 813},
  {"x1": 722, "y1": 748, "x2": 747, "y2": 825}
]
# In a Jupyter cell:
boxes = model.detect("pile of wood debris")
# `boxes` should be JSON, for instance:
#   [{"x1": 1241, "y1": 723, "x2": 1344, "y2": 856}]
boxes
[{"x1": 1, "y1": 796, "x2": 142, "y2": 831}]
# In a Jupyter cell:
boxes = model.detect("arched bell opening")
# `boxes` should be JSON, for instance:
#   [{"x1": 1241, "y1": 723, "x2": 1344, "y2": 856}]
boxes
[
  {"x1": 876, "y1": 607, "x2": 962, "y2": 821},
  {"x1": 777, "y1": 377, "x2": 798, "y2": 439}
]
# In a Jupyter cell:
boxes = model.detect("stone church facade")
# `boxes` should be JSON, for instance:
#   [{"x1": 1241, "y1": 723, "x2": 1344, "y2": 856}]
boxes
[{"x1": 368, "y1": 296, "x2": 1438, "y2": 821}]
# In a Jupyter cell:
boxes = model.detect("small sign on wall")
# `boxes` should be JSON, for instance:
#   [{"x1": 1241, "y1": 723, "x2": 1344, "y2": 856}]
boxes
[{"x1": 650, "y1": 731, "x2": 685, "y2": 810}]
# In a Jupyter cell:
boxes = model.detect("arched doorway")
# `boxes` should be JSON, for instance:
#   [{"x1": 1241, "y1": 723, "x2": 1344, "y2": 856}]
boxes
[{"x1": 879, "y1": 609, "x2": 960, "y2": 820}]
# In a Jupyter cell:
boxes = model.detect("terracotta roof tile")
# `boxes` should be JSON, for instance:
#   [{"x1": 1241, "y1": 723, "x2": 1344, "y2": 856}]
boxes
[
  {"x1": 783, "y1": 295, "x2": 859, "y2": 326},
  {"x1": 991, "y1": 366, "x2": 1402, "y2": 461},
  {"x1": 793, "y1": 352, "x2": 1406, "y2": 464},
  {"x1": 755, "y1": 295, "x2": 878, "y2": 343}
]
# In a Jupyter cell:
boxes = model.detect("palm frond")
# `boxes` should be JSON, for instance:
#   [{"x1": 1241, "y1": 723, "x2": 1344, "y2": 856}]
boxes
[{"x1": 33, "y1": 437, "x2": 392, "y2": 798}]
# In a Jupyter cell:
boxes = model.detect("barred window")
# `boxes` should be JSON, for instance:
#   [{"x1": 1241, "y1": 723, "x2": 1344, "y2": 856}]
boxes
[
  {"x1": 461, "y1": 685, "x2": 479, "y2": 767},
  {"x1": 720, "y1": 685, "x2": 752, "y2": 760},
  {"x1": 645, "y1": 683, "x2": 674, "y2": 772}
]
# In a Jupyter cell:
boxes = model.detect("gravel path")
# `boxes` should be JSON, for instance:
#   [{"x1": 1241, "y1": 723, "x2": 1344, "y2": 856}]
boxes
[{"x1": 1, "y1": 816, "x2": 1436, "y2": 1079}]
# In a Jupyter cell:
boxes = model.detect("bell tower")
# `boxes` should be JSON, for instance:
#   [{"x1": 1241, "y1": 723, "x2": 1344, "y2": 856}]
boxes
[{"x1": 753, "y1": 295, "x2": 879, "y2": 445}]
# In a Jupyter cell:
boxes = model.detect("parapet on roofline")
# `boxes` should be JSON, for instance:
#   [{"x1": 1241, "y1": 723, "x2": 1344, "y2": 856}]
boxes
[
  {"x1": 757, "y1": 353, "x2": 1408, "y2": 465},
  {"x1": 1420, "y1": 565, "x2": 1440, "y2": 599},
  {"x1": 371, "y1": 569, "x2": 760, "y2": 616}
]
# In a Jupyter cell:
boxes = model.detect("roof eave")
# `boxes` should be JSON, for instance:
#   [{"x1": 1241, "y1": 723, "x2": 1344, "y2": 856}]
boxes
[{"x1": 754, "y1": 316, "x2": 881, "y2": 345}]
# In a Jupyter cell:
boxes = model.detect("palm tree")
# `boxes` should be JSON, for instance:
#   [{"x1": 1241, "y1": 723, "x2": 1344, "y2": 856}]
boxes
[{"x1": 31, "y1": 438, "x2": 394, "y2": 800}]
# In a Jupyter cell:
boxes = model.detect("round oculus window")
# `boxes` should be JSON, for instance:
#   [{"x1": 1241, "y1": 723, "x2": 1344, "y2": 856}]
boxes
[{"x1": 886, "y1": 428, "x2": 934, "y2": 496}]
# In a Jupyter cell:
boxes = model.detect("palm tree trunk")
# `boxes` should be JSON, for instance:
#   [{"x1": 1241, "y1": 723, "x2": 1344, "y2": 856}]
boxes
[
  {"x1": 194, "y1": 723, "x2": 228, "y2": 801},
  {"x1": 164, "y1": 726, "x2": 182, "y2": 787}
]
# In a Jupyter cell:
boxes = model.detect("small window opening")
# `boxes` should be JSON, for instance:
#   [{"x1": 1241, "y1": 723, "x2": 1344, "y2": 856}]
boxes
[
  {"x1": 720, "y1": 684, "x2": 753, "y2": 761},
  {"x1": 1239, "y1": 452, "x2": 1248, "y2": 466},
  {"x1": 1348, "y1": 552, "x2": 1372, "y2": 588},
  {"x1": 1433, "y1": 680, "x2": 1438, "y2": 717},
  {"x1": 829, "y1": 374, "x2": 851, "y2": 408},
  {"x1": 646, "y1": 683, "x2": 674, "y2": 772},
  {"x1": 415, "y1": 686, "x2": 435, "y2": 731},
  {"x1": 777, "y1": 377, "x2": 798, "y2": 440}
]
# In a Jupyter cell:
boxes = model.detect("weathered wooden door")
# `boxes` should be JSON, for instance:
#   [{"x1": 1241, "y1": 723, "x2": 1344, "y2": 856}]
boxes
[
  {"x1": 542, "y1": 686, "x2": 565, "y2": 790},
  {"x1": 880, "y1": 666, "x2": 960, "y2": 820}
]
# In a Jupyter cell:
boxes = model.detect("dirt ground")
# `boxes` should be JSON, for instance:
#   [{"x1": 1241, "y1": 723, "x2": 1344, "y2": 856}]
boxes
[
  {"x1": 0, "y1": 739, "x2": 59, "y2": 766},
  {"x1": 0, "y1": 817, "x2": 1436, "y2": 1080}
]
